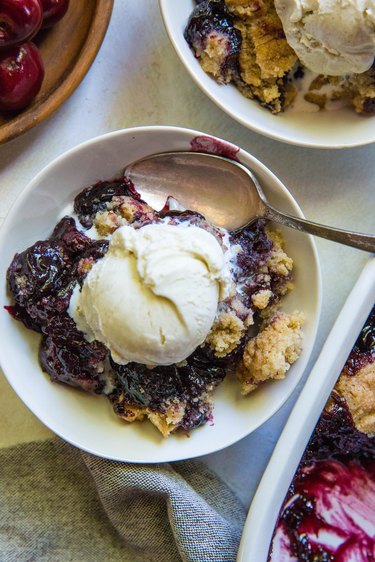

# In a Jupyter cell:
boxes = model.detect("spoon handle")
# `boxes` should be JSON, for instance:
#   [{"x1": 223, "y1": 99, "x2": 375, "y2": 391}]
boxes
[{"x1": 264, "y1": 205, "x2": 375, "y2": 253}]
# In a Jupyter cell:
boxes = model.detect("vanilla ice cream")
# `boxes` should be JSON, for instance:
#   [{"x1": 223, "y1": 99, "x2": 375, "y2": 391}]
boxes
[
  {"x1": 70, "y1": 223, "x2": 231, "y2": 366},
  {"x1": 275, "y1": 0, "x2": 375, "y2": 75}
]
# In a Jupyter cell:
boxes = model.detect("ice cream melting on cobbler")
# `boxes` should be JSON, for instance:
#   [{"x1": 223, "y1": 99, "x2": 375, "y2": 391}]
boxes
[
  {"x1": 185, "y1": 0, "x2": 375, "y2": 114},
  {"x1": 269, "y1": 307, "x2": 375, "y2": 561},
  {"x1": 6, "y1": 147, "x2": 304, "y2": 437},
  {"x1": 70, "y1": 223, "x2": 232, "y2": 366}
]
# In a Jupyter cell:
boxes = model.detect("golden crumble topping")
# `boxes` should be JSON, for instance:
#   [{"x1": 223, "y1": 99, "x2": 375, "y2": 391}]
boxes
[
  {"x1": 336, "y1": 67, "x2": 375, "y2": 114},
  {"x1": 206, "y1": 311, "x2": 246, "y2": 357},
  {"x1": 111, "y1": 399, "x2": 146, "y2": 423},
  {"x1": 228, "y1": 0, "x2": 297, "y2": 112},
  {"x1": 200, "y1": 33, "x2": 239, "y2": 83},
  {"x1": 148, "y1": 400, "x2": 187, "y2": 438},
  {"x1": 225, "y1": 0, "x2": 262, "y2": 16},
  {"x1": 236, "y1": 310, "x2": 304, "y2": 394},
  {"x1": 264, "y1": 226, "x2": 294, "y2": 277},
  {"x1": 335, "y1": 362, "x2": 375, "y2": 436},
  {"x1": 94, "y1": 196, "x2": 155, "y2": 235},
  {"x1": 251, "y1": 289, "x2": 272, "y2": 309},
  {"x1": 94, "y1": 211, "x2": 128, "y2": 236}
]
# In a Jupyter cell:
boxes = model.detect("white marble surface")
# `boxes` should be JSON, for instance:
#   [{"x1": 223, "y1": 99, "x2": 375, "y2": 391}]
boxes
[{"x1": 0, "y1": 0, "x2": 374, "y2": 509}]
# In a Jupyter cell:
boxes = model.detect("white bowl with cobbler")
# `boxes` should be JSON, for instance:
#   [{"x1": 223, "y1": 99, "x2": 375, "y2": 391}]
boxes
[
  {"x1": 0, "y1": 126, "x2": 321, "y2": 462},
  {"x1": 160, "y1": 0, "x2": 375, "y2": 148}
]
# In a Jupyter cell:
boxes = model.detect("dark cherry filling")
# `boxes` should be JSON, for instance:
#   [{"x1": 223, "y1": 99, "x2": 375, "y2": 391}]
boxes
[
  {"x1": 190, "y1": 135, "x2": 240, "y2": 160},
  {"x1": 344, "y1": 307, "x2": 375, "y2": 376},
  {"x1": 6, "y1": 217, "x2": 106, "y2": 331},
  {"x1": 231, "y1": 221, "x2": 273, "y2": 277},
  {"x1": 6, "y1": 215, "x2": 109, "y2": 391},
  {"x1": 110, "y1": 348, "x2": 227, "y2": 430},
  {"x1": 277, "y1": 458, "x2": 375, "y2": 561},
  {"x1": 110, "y1": 341, "x2": 245, "y2": 431},
  {"x1": 7, "y1": 240, "x2": 70, "y2": 310},
  {"x1": 184, "y1": 0, "x2": 241, "y2": 84},
  {"x1": 74, "y1": 178, "x2": 141, "y2": 228},
  {"x1": 302, "y1": 394, "x2": 375, "y2": 467},
  {"x1": 231, "y1": 221, "x2": 287, "y2": 310},
  {"x1": 7, "y1": 239, "x2": 75, "y2": 332},
  {"x1": 269, "y1": 308, "x2": 375, "y2": 561},
  {"x1": 6, "y1": 177, "x2": 282, "y2": 432},
  {"x1": 39, "y1": 315, "x2": 107, "y2": 394}
]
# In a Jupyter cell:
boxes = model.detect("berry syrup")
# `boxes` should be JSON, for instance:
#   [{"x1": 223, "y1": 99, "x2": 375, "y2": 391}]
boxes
[{"x1": 190, "y1": 135, "x2": 240, "y2": 161}]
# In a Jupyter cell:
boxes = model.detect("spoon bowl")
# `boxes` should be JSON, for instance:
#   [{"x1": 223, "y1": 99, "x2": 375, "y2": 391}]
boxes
[
  {"x1": 125, "y1": 152, "x2": 375, "y2": 253},
  {"x1": 125, "y1": 152, "x2": 262, "y2": 231}
]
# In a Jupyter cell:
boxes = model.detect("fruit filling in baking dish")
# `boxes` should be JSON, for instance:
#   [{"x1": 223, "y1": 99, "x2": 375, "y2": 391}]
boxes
[{"x1": 269, "y1": 306, "x2": 375, "y2": 561}]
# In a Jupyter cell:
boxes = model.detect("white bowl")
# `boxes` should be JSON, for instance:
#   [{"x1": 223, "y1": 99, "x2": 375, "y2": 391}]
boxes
[
  {"x1": 0, "y1": 126, "x2": 321, "y2": 462},
  {"x1": 238, "y1": 258, "x2": 375, "y2": 561},
  {"x1": 159, "y1": 0, "x2": 375, "y2": 149}
]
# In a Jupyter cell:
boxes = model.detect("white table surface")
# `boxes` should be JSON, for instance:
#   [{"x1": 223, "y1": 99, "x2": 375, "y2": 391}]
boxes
[{"x1": 0, "y1": 0, "x2": 374, "y2": 509}]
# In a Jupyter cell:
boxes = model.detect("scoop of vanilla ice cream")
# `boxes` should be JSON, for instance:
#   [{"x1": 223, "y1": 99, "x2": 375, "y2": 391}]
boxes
[
  {"x1": 70, "y1": 223, "x2": 231, "y2": 366},
  {"x1": 275, "y1": 0, "x2": 375, "y2": 75}
]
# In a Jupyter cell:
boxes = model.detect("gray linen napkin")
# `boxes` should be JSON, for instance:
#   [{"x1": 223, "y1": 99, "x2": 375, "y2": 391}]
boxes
[{"x1": 0, "y1": 438, "x2": 246, "y2": 562}]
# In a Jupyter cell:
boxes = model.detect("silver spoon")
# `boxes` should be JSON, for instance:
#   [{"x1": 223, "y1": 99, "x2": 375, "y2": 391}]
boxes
[{"x1": 125, "y1": 151, "x2": 375, "y2": 253}]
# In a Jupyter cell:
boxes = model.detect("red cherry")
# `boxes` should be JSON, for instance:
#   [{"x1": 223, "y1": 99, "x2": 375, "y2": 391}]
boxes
[
  {"x1": 0, "y1": 0, "x2": 43, "y2": 50},
  {"x1": 0, "y1": 41, "x2": 44, "y2": 111},
  {"x1": 40, "y1": 0, "x2": 69, "y2": 28}
]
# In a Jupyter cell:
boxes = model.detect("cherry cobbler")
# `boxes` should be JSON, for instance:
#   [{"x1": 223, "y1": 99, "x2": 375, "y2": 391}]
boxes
[
  {"x1": 6, "y1": 161, "x2": 303, "y2": 437},
  {"x1": 185, "y1": 0, "x2": 375, "y2": 114}
]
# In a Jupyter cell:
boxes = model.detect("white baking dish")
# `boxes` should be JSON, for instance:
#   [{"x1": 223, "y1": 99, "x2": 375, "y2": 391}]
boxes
[{"x1": 238, "y1": 257, "x2": 375, "y2": 562}]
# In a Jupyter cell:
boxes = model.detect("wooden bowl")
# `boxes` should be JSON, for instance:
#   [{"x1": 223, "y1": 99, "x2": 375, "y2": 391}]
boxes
[{"x1": 0, "y1": 0, "x2": 114, "y2": 144}]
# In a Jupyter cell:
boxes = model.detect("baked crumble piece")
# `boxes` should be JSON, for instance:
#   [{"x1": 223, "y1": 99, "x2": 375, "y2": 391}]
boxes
[
  {"x1": 206, "y1": 311, "x2": 246, "y2": 358},
  {"x1": 229, "y1": 0, "x2": 297, "y2": 112},
  {"x1": 334, "y1": 306, "x2": 375, "y2": 436},
  {"x1": 343, "y1": 65, "x2": 375, "y2": 114},
  {"x1": 93, "y1": 195, "x2": 156, "y2": 236},
  {"x1": 236, "y1": 310, "x2": 304, "y2": 394},
  {"x1": 335, "y1": 362, "x2": 375, "y2": 436}
]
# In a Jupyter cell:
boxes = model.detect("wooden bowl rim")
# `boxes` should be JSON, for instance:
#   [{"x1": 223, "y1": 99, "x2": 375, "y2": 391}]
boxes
[{"x1": 0, "y1": 0, "x2": 114, "y2": 144}]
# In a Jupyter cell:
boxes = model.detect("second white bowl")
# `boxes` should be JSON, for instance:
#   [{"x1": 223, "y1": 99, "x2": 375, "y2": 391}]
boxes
[{"x1": 159, "y1": 0, "x2": 375, "y2": 149}]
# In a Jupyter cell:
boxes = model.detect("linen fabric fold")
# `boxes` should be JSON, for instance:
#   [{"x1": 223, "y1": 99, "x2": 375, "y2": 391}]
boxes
[{"x1": 0, "y1": 438, "x2": 246, "y2": 562}]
